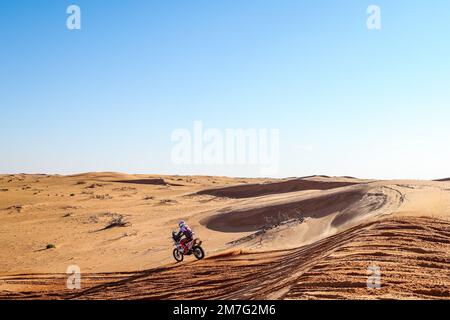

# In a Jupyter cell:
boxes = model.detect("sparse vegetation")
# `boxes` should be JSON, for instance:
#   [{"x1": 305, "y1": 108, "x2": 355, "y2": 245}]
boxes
[
  {"x1": 61, "y1": 205, "x2": 79, "y2": 210},
  {"x1": 87, "y1": 215, "x2": 99, "y2": 224},
  {"x1": 113, "y1": 186, "x2": 136, "y2": 192},
  {"x1": 85, "y1": 183, "x2": 105, "y2": 189},
  {"x1": 7, "y1": 204, "x2": 22, "y2": 213},
  {"x1": 46, "y1": 244, "x2": 56, "y2": 249},
  {"x1": 263, "y1": 209, "x2": 304, "y2": 229},
  {"x1": 121, "y1": 231, "x2": 138, "y2": 238},
  {"x1": 103, "y1": 214, "x2": 131, "y2": 230},
  {"x1": 158, "y1": 199, "x2": 177, "y2": 205},
  {"x1": 92, "y1": 194, "x2": 113, "y2": 200}
]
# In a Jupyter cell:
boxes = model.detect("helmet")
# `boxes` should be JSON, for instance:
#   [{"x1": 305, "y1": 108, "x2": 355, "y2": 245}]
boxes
[{"x1": 178, "y1": 220, "x2": 185, "y2": 227}]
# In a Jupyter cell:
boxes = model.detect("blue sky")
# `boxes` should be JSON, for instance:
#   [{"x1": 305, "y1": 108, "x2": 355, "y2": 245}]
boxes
[{"x1": 1, "y1": 1, "x2": 450, "y2": 179}]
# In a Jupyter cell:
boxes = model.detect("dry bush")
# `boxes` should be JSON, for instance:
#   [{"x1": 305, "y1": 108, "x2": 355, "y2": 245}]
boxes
[
  {"x1": 103, "y1": 214, "x2": 131, "y2": 230},
  {"x1": 159, "y1": 199, "x2": 177, "y2": 205},
  {"x1": 85, "y1": 183, "x2": 104, "y2": 189},
  {"x1": 92, "y1": 194, "x2": 113, "y2": 200},
  {"x1": 8, "y1": 204, "x2": 22, "y2": 213}
]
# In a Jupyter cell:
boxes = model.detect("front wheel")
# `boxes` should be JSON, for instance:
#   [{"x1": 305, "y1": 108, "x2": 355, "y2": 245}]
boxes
[
  {"x1": 173, "y1": 248, "x2": 183, "y2": 262},
  {"x1": 192, "y1": 245, "x2": 205, "y2": 260}
]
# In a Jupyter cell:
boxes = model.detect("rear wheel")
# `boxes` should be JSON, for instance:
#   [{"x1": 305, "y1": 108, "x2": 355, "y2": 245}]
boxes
[
  {"x1": 192, "y1": 245, "x2": 205, "y2": 260},
  {"x1": 173, "y1": 248, "x2": 183, "y2": 262}
]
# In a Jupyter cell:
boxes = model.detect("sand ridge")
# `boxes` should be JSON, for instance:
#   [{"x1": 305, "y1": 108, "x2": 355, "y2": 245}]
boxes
[{"x1": 0, "y1": 173, "x2": 449, "y2": 299}]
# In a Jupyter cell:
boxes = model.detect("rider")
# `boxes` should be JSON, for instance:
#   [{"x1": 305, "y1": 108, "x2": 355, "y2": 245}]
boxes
[{"x1": 175, "y1": 220, "x2": 193, "y2": 254}]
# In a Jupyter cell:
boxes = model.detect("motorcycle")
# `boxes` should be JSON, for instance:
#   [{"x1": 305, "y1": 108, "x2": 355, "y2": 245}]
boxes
[{"x1": 172, "y1": 231, "x2": 205, "y2": 262}]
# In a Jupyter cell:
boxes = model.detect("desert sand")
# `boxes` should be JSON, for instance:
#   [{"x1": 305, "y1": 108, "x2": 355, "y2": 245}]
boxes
[{"x1": 0, "y1": 173, "x2": 449, "y2": 299}]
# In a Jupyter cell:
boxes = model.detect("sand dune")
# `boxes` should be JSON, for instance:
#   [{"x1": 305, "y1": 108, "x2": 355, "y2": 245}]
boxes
[
  {"x1": 200, "y1": 185, "x2": 401, "y2": 233},
  {"x1": 0, "y1": 174, "x2": 449, "y2": 299},
  {"x1": 2, "y1": 216, "x2": 448, "y2": 300}
]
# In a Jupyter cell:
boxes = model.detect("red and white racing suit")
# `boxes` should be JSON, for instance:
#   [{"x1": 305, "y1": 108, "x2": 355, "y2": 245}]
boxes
[{"x1": 176, "y1": 225, "x2": 193, "y2": 254}]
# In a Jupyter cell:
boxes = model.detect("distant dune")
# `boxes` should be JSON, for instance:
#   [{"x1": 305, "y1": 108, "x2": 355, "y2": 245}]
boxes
[{"x1": 195, "y1": 176, "x2": 363, "y2": 199}]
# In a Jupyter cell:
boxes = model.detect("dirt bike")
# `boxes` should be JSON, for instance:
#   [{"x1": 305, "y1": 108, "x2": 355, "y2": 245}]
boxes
[{"x1": 172, "y1": 231, "x2": 205, "y2": 262}]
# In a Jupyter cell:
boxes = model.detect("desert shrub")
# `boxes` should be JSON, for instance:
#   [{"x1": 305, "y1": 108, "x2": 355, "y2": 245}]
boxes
[
  {"x1": 8, "y1": 204, "x2": 22, "y2": 213},
  {"x1": 85, "y1": 183, "x2": 104, "y2": 189},
  {"x1": 104, "y1": 214, "x2": 131, "y2": 230},
  {"x1": 159, "y1": 199, "x2": 177, "y2": 205},
  {"x1": 92, "y1": 194, "x2": 112, "y2": 200}
]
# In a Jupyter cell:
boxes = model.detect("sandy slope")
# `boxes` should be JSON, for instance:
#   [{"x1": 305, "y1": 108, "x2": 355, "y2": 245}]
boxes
[{"x1": 0, "y1": 173, "x2": 449, "y2": 299}]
